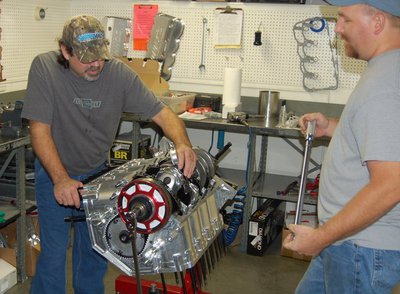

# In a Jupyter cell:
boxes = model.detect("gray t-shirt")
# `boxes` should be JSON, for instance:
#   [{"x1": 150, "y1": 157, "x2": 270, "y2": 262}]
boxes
[
  {"x1": 319, "y1": 49, "x2": 400, "y2": 250},
  {"x1": 22, "y1": 51, "x2": 164, "y2": 175}
]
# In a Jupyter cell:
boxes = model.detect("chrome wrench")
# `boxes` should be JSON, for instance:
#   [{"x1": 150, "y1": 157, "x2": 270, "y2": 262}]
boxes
[
  {"x1": 294, "y1": 120, "x2": 316, "y2": 225},
  {"x1": 199, "y1": 18, "x2": 207, "y2": 71}
]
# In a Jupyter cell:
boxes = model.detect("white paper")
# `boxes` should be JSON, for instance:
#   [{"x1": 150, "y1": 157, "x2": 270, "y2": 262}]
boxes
[
  {"x1": 178, "y1": 112, "x2": 207, "y2": 120},
  {"x1": 214, "y1": 10, "x2": 243, "y2": 48},
  {"x1": 249, "y1": 221, "x2": 259, "y2": 237}
]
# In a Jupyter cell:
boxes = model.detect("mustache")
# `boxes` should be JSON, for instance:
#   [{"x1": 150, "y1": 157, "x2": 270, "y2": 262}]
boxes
[{"x1": 86, "y1": 66, "x2": 100, "y2": 72}]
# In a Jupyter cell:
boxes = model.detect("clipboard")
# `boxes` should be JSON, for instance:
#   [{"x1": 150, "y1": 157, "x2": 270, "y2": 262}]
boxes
[
  {"x1": 214, "y1": 6, "x2": 243, "y2": 49},
  {"x1": 133, "y1": 4, "x2": 159, "y2": 51}
]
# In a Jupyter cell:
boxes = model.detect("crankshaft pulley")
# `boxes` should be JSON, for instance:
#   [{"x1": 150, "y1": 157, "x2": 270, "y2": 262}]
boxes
[{"x1": 118, "y1": 178, "x2": 173, "y2": 234}]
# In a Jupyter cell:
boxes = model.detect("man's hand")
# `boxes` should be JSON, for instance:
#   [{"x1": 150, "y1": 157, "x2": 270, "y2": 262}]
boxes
[
  {"x1": 282, "y1": 224, "x2": 329, "y2": 256},
  {"x1": 175, "y1": 143, "x2": 197, "y2": 178},
  {"x1": 152, "y1": 107, "x2": 198, "y2": 178},
  {"x1": 53, "y1": 176, "x2": 83, "y2": 208},
  {"x1": 299, "y1": 112, "x2": 338, "y2": 138}
]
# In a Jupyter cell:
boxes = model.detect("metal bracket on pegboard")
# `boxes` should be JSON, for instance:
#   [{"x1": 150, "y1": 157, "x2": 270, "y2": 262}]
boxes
[
  {"x1": 293, "y1": 17, "x2": 338, "y2": 92},
  {"x1": 0, "y1": 47, "x2": 6, "y2": 82},
  {"x1": 0, "y1": 8, "x2": 5, "y2": 82}
]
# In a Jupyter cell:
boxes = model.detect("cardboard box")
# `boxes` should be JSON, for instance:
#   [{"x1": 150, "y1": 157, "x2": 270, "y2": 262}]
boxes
[
  {"x1": 247, "y1": 199, "x2": 284, "y2": 256},
  {"x1": 0, "y1": 215, "x2": 40, "y2": 277},
  {"x1": 0, "y1": 245, "x2": 39, "y2": 277},
  {"x1": 117, "y1": 57, "x2": 195, "y2": 114},
  {"x1": 158, "y1": 92, "x2": 195, "y2": 114},
  {"x1": 285, "y1": 213, "x2": 318, "y2": 229},
  {"x1": 280, "y1": 213, "x2": 318, "y2": 261},
  {"x1": 109, "y1": 134, "x2": 152, "y2": 166},
  {"x1": 117, "y1": 57, "x2": 169, "y2": 97},
  {"x1": 0, "y1": 259, "x2": 17, "y2": 294}
]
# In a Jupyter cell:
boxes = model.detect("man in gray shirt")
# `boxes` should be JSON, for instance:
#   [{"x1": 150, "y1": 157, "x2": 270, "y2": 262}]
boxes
[
  {"x1": 283, "y1": 1, "x2": 400, "y2": 293},
  {"x1": 22, "y1": 15, "x2": 197, "y2": 294}
]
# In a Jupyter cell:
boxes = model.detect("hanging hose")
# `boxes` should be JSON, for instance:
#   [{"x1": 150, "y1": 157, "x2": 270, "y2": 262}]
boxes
[
  {"x1": 208, "y1": 129, "x2": 215, "y2": 153},
  {"x1": 223, "y1": 128, "x2": 252, "y2": 246},
  {"x1": 223, "y1": 186, "x2": 246, "y2": 246}
]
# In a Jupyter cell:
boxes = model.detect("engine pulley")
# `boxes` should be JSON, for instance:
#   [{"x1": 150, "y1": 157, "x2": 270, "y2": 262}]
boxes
[{"x1": 118, "y1": 178, "x2": 172, "y2": 234}]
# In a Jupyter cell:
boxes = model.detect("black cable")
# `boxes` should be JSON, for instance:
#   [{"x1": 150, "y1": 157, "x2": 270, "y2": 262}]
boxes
[{"x1": 208, "y1": 129, "x2": 215, "y2": 153}]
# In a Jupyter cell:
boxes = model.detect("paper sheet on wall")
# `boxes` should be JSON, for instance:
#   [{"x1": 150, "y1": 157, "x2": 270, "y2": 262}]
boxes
[
  {"x1": 133, "y1": 4, "x2": 158, "y2": 51},
  {"x1": 214, "y1": 9, "x2": 243, "y2": 49}
]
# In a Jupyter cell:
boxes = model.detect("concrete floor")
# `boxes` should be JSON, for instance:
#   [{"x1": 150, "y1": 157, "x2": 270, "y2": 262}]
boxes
[{"x1": 6, "y1": 232, "x2": 309, "y2": 294}]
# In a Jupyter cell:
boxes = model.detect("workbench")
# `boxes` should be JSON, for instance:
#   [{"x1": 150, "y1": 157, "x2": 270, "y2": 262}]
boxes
[
  {"x1": 0, "y1": 127, "x2": 30, "y2": 282},
  {"x1": 122, "y1": 99, "x2": 343, "y2": 252}
]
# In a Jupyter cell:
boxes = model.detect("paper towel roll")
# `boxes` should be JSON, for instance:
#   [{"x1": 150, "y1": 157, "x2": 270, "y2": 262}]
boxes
[{"x1": 223, "y1": 68, "x2": 242, "y2": 107}]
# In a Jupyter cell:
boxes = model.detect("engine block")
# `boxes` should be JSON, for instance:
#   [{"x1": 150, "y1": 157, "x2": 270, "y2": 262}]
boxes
[{"x1": 80, "y1": 144, "x2": 236, "y2": 276}]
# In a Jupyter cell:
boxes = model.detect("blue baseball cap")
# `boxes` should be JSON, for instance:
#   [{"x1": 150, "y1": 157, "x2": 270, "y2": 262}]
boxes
[{"x1": 324, "y1": 0, "x2": 400, "y2": 17}]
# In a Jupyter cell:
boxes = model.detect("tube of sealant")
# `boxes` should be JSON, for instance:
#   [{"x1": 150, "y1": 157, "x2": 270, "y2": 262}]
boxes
[{"x1": 278, "y1": 100, "x2": 287, "y2": 127}]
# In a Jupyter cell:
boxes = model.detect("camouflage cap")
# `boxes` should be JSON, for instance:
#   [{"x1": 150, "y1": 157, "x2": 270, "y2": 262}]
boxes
[{"x1": 62, "y1": 15, "x2": 111, "y2": 63}]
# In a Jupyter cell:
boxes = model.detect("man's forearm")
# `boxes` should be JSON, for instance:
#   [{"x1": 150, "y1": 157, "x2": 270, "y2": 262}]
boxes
[{"x1": 152, "y1": 107, "x2": 192, "y2": 147}]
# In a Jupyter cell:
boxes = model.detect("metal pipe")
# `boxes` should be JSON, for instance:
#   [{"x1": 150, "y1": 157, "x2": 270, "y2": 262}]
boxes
[
  {"x1": 126, "y1": 211, "x2": 142, "y2": 294},
  {"x1": 214, "y1": 142, "x2": 232, "y2": 161}
]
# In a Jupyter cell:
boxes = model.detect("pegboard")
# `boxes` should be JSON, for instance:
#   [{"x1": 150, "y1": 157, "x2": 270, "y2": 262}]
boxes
[
  {"x1": 0, "y1": 0, "x2": 69, "y2": 88},
  {"x1": 69, "y1": 1, "x2": 366, "y2": 93},
  {"x1": 1, "y1": 0, "x2": 367, "y2": 100}
]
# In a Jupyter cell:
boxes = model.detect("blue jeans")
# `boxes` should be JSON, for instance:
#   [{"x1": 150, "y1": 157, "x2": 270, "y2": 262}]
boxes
[
  {"x1": 30, "y1": 160, "x2": 108, "y2": 294},
  {"x1": 296, "y1": 241, "x2": 400, "y2": 294}
]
